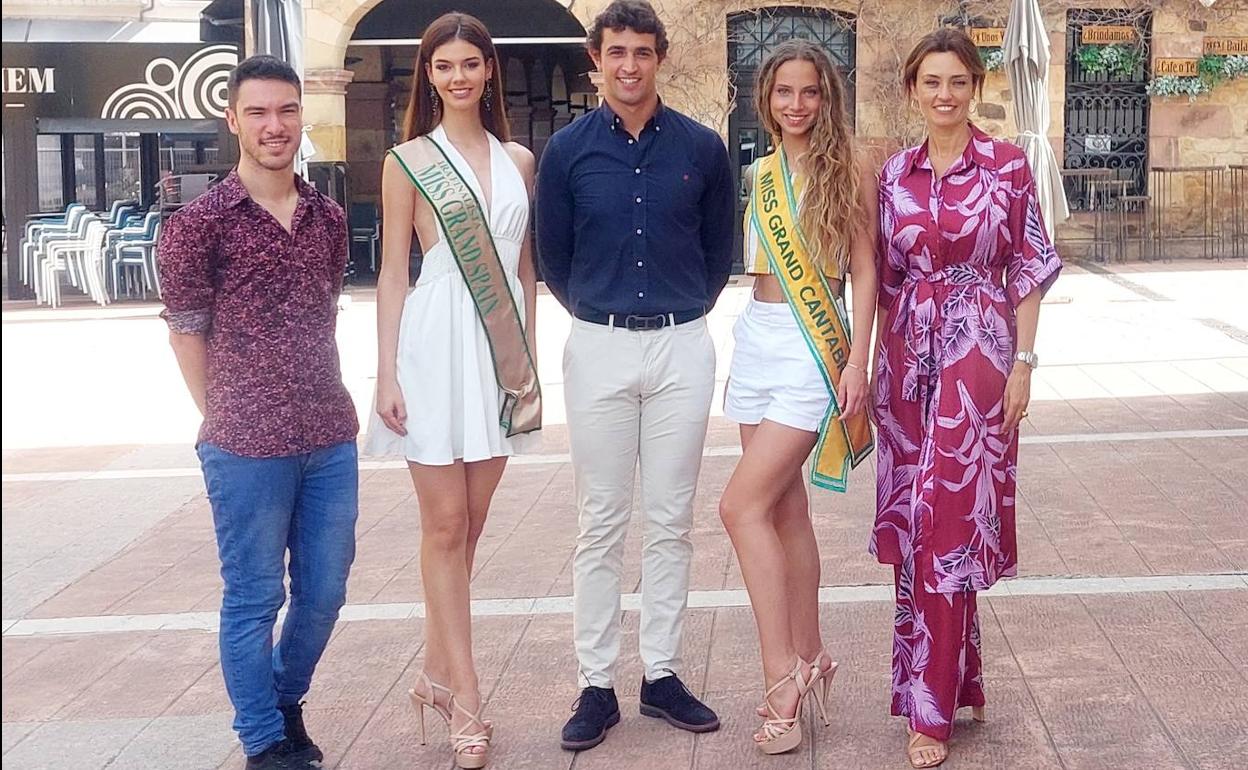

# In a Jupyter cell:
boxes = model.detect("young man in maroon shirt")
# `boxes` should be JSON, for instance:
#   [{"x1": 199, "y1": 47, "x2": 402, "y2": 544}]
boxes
[{"x1": 159, "y1": 56, "x2": 358, "y2": 770}]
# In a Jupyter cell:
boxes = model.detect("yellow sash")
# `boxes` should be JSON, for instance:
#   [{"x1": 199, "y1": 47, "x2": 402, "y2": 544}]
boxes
[
  {"x1": 749, "y1": 149, "x2": 873, "y2": 491},
  {"x1": 390, "y1": 137, "x2": 541, "y2": 437}
]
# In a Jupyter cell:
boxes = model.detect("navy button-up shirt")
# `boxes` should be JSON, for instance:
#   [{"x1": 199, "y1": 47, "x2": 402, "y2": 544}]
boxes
[{"x1": 536, "y1": 102, "x2": 736, "y2": 318}]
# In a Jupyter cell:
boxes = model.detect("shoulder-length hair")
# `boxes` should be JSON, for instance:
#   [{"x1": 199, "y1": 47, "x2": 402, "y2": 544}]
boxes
[
  {"x1": 402, "y1": 12, "x2": 510, "y2": 142},
  {"x1": 902, "y1": 27, "x2": 986, "y2": 100},
  {"x1": 754, "y1": 39, "x2": 861, "y2": 276}
]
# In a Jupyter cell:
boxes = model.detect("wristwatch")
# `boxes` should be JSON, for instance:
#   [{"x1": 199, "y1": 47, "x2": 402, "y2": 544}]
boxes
[{"x1": 1015, "y1": 351, "x2": 1039, "y2": 369}]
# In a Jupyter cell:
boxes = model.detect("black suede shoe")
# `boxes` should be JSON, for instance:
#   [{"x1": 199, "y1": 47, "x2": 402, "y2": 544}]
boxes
[
  {"x1": 560, "y1": 686, "x2": 620, "y2": 751},
  {"x1": 278, "y1": 702, "x2": 323, "y2": 762},
  {"x1": 640, "y1": 673, "x2": 720, "y2": 732},
  {"x1": 244, "y1": 739, "x2": 321, "y2": 769}
]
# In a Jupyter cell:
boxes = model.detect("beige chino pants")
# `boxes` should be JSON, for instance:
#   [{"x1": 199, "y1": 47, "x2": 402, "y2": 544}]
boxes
[{"x1": 563, "y1": 317, "x2": 716, "y2": 688}]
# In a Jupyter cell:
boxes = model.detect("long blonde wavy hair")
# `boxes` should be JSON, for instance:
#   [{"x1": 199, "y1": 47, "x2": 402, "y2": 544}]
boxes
[{"x1": 754, "y1": 40, "x2": 861, "y2": 275}]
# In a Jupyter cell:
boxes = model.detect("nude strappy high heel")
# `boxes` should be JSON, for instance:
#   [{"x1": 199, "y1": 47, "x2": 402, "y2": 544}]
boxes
[
  {"x1": 805, "y1": 650, "x2": 840, "y2": 727},
  {"x1": 448, "y1": 696, "x2": 492, "y2": 769},
  {"x1": 408, "y1": 672, "x2": 493, "y2": 746},
  {"x1": 409, "y1": 672, "x2": 453, "y2": 743},
  {"x1": 754, "y1": 659, "x2": 811, "y2": 755}
]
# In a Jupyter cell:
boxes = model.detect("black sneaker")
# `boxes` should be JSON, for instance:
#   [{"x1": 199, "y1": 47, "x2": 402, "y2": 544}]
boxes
[
  {"x1": 278, "y1": 702, "x2": 323, "y2": 762},
  {"x1": 639, "y1": 673, "x2": 720, "y2": 732},
  {"x1": 560, "y1": 686, "x2": 620, "y2": 751},
  {"x1": 244, "y1": 739, "x2": 321, "y2": 769}
]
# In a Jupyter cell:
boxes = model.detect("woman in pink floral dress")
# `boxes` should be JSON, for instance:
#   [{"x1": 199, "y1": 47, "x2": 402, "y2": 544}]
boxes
[{"x1": 872, "y1": 29, "x2": 1061, "y2": 768}]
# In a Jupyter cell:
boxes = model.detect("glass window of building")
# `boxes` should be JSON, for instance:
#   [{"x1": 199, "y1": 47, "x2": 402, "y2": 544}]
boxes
[
  {"x1": 37, "y1": 135, "x2": 65, "y2": 212},
  {"x1": 73, "y1": 135, "x2": 98, "y2": 209},
  {"x1": 104, "y1": 133, "x2": 142, "y2": 207}
]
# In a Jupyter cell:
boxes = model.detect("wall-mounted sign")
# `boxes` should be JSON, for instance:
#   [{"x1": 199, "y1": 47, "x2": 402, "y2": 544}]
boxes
[
  {"x1": 1204, "y1": 37, "x2": 1248, "y2": 56},
  {"x1": 1081, "y1": 26, "x2": 1137, "y2": 45},
  {"x1": 1, "y1": 43, "x2": 238, "y2": 120},
  {"x1": 2, "y1": 68, "x2": 55, "y2": 95},
  {"x1": 1156, "y1": 58, "x2": 1200, "y2": 76},
  {"x1": 970, "y1": 28, "x2": 1005, "y2": 47}
]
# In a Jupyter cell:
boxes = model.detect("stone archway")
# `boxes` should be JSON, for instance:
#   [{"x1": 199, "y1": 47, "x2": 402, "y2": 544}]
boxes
[{"x1": 301, "y1": 0, "x2": 600, "y2": 161}]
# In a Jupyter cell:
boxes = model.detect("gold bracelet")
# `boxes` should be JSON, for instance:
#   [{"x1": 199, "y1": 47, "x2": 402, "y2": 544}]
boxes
[{"x1": 846, "y1": 361, "x2": 866, "y2": 373}]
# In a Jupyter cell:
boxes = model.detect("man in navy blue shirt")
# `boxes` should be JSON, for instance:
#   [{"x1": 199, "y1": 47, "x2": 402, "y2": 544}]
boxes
[{"x1": 537, "y1": 0, "x2": 734, "y2": 753}]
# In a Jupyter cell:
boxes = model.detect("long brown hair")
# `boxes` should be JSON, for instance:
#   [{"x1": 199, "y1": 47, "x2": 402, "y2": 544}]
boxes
[
  {"x1": 402, "y1": 13, "x2": 510, "y2": 142},
  {"x1": 754, "y1": 39, "x2": 861, "y2": 275}
]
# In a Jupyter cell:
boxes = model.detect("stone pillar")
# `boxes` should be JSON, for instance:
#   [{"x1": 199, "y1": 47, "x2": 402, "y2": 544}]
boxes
[
  {"x1": 304, "y1": 67, "x2": 355, "y2": 163},
  {"x1": 346, "y1": 82, "x2": 393, "y2": 205}
]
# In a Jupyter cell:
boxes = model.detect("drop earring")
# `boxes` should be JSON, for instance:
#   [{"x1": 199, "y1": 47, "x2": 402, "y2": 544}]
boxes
[
  {"x1": 428, "y1": 82, "x2": 440, "y2": 109},
  {"x1": 484, "y1": 81, "x2": 494, "y2": 111}
]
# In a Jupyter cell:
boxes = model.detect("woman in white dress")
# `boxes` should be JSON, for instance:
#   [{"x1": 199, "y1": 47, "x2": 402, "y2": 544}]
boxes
[{"x1": 367, "y1": 12, "x2": 538, "y2": 768}]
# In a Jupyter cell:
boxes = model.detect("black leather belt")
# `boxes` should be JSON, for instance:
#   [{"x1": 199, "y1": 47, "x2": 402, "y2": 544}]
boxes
[{"x1": 575, "y1": 308, "x2": 704, "y2": 331}]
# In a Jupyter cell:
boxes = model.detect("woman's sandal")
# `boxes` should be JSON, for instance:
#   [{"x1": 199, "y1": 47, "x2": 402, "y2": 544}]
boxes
[
  {"x1": 449, "y1": 696, "x2": 492, "y2": 769},
  {"x1": 754, "y1": 651, "x2": 839, "y2": 724},
  {"x1": 408, "y1": 673, "x2": 493, "y2": 745},
  {"x1": 409, "y1": 672, "x2": 452, "y2": 745},
  {"x1": 805, "y1": 650, "x2": 840, "y2": 727},
  {"x1": 754, "y1": 659, "x2": 811, "y2": 755},
  {"x1": 906, "y1": 728, "x2": 949, "y2": 768}
]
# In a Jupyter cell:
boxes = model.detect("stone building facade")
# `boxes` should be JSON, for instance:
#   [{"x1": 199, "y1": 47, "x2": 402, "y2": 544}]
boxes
[{"x1": 5, "y1": 0, "x2": 1246, "y2": 256}]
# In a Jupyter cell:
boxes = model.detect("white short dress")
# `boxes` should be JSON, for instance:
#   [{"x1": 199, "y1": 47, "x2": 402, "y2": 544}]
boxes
[{"x1": 364, "y1": 125, "x2": 541, "y2": 464}]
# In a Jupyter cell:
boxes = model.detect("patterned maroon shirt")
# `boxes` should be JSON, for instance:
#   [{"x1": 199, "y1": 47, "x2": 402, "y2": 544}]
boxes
[{"x1": 158, "y1": 170, "x2": 358, "y2": 458}]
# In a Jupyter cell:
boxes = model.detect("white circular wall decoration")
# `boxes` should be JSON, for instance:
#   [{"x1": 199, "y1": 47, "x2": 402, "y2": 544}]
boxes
[{"x1": 101, "y1": 45, "x2": 239, "y2": 120}]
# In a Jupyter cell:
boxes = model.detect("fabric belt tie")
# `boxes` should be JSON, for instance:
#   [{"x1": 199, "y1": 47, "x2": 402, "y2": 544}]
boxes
[{"x1": 900, "y1": 264, "x2": 998, "y2": 404}]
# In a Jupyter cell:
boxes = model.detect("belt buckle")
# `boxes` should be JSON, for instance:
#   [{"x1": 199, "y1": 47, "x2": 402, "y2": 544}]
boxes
[{"x1": 625, "y1": 313, "x2": 666, "y2": 331}]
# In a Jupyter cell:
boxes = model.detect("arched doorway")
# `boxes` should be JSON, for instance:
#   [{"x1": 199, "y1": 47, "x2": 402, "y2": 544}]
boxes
[
  {"x1": 726, "y1": 7, "x2": 856, "y2": 270},
  {"x1": 340, "y1": 0, "x2": 594, "y2": 279}
]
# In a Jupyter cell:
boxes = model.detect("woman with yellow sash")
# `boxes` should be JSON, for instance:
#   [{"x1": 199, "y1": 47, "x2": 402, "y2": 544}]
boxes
[
  {"x1": 718, "y1": 40, "x2": 878, "y2": 754},
  {"x1": 364, "y1": 12, "x2": 541, "y2": 769}
]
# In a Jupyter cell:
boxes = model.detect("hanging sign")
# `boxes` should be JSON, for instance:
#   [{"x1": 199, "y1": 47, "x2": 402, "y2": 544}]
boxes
[
  {"x1": 970, "y1": 28, "x2": 1005, "y2": 47},
  {"x1": 1155, "y1": 58, "x2": 1200, "y2": 76},
  {"x1": 1204, "y1": 37, "x2": 1248, "y2": 56},
  {"x1": 1081, "y1": 26, "x2": 1136, "y2": 45}
]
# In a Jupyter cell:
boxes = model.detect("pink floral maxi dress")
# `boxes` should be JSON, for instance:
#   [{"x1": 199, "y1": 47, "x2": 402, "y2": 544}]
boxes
[{"x1": 872, "y1": 124, "x2": 1061, "y2": 739}]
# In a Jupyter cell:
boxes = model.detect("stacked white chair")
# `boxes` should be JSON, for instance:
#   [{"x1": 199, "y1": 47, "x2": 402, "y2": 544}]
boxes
[{"x1": 39, "y1": 218, "x2": 109, "y2": 308}]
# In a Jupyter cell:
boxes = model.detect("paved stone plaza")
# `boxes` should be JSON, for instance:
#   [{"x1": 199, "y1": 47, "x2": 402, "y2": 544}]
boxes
[{"x1": 3, "y1": 262, "x2": 1247, "y2": 769}]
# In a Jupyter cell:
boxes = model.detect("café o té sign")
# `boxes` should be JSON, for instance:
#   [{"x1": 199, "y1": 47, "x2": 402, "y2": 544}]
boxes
[{"x1": 1156, "y1": 58, "x2": 1199, "y2": 77}]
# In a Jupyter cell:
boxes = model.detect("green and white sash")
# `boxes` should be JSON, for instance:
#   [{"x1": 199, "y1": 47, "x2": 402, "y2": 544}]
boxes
[
  {"x1": 390, "y1": 136, "x2": 541, "y2": 437},
  {"x1": 749, "y1": 149, "x2": 873, "y2": 491}
]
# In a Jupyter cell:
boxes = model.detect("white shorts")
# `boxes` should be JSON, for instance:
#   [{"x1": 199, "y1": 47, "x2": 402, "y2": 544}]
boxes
[{"x1": 724, "y1": 298, "x2": 832, "y2": 433}]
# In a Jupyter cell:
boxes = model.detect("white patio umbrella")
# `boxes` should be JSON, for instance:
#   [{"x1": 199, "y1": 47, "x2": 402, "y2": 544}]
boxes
[
  {"x1": 1004, "y1": 0, "x2": 1070, "y2": 239},
  {"x1": 253, "y1": 0, "x2": 314, "y2": 177}
]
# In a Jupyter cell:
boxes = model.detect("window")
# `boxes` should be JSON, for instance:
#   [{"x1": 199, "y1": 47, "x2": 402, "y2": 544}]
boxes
[
  {"x1": 104, "y1": 133, "x2": 142, "y2": 207},
  {"x1": 159, "y1": 134, "x2": 219, "y2": 176},
  {"x1": 73, "y1": 135, "x2": 98, "y2": 208},
  {"x1": 37, "y1": 135, "x2": 64, "y2": 212}
]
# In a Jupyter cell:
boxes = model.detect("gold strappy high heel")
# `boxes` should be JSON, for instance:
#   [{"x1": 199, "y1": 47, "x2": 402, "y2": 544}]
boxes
[
  {"x1": 754, "y1": 659, "x2": 811, "y2": 755},
  {"x1": 448, "y1": 696, "x2": 492, "y2": 769}
]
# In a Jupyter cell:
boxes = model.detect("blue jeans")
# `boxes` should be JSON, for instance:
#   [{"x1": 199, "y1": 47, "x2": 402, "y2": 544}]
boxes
[{"x1": 198, "y1": 441, "x2": 359, "y2": 757}]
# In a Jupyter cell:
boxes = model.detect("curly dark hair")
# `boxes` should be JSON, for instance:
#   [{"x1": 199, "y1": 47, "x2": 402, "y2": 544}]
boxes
[
  {"x1": 227, "y1": 55, "x2": 301, "y2": 107},
  {"x1": 587, "y1": 0, "x2": 669, "y2": 58}
]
